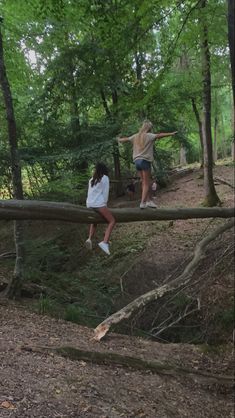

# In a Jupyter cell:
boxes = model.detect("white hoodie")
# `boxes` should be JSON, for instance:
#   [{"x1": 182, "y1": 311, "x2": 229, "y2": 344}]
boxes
[{"x1": 86, "y1": 175, "x2": 109, "y2": 208}]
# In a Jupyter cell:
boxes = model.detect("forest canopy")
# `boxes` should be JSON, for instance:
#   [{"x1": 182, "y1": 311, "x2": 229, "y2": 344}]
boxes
[{"x1": 0, "y1": 0, "x2": 233, "y2": 202}]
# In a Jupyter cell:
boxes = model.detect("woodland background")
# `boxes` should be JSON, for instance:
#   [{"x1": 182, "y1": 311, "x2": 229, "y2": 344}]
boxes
[{"x1": 0, "y1": 0, "x2": 234, "y2": 345}]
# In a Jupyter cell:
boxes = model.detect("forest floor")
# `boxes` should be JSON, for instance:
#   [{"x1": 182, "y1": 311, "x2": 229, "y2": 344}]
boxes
[{"x1": 0, "y1": 161, "x2": 234, "y2": 418}]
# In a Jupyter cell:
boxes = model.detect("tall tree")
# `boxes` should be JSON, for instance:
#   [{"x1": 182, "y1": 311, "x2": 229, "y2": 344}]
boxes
[
  {"x1": 227, "y1": 0, "x2": 235, "y2": 159},
  {"x1": 200, "y1": 0, "x2": 220, "y2": 206},
  {"x1": 0, "y1": 19, "x2": 24, "y2": 297}
]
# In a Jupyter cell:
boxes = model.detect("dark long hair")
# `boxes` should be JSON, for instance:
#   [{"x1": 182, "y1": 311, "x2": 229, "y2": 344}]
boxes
[{"x1": 91, "y1": 162, "x2": 109, "y2": 187}]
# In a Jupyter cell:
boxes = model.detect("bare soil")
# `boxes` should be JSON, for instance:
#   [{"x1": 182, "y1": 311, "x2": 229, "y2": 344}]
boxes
[
  {"x1": 0, "y1": 162, "x2": 234, "y2": 418},
  {"x1": 0, "y1": 302, "x2": 234, "y2": 418}
]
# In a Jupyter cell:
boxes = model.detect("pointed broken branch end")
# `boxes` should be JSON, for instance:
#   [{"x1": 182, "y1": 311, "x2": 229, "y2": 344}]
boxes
[{"x1": 93, "y1": 324, "x2": 110, "y2": 341}]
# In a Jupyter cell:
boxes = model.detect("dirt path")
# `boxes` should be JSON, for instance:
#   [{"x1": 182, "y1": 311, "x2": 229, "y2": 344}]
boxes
[
  {"x1": 0, "y1": 163, "x2": 234, "y2": 418},
  {"x1": 0, "y1": 303, "x2": 234, "y2": 418}
]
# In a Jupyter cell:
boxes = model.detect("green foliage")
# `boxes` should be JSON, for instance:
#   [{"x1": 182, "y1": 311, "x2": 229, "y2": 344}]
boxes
[
  {"x1": 64, "y1": 304, "x2": 81, "y2": 323},
  {"x1": 214, "y1": 308, "x2": 234, "y2": 331},
  {"x1": 0, "y1": 0, "x2": 232, "y2": 198},
  {"x1": 152, "y1": 148, "x2": 173, "y2": 186},
  {"x1": 37, "y1": 295, "x2": 60, "y2": 316},
  {"x1": 38, "y1": 172, "x2": 88, "y2": 203}
]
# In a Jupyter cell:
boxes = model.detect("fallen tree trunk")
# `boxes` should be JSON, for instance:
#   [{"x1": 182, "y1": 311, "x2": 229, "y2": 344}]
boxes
[
  {"x1": 94, "y1": 219, "x2": 234, "y2": 341},
  {"x1": 0, "y1": 199, "x2": 234, "y2": 223},
  {"x1": 21, "y1": 345, "x2": 234, "y2": 387}
]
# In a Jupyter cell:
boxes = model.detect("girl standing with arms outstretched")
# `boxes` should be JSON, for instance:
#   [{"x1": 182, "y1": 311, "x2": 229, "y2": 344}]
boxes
[
  {"x1": 85, "y1": 162, "x2": 115, "y2": 255},
  {"x1": 118, "y1": 121, "x2": 177, "y2": 208}
]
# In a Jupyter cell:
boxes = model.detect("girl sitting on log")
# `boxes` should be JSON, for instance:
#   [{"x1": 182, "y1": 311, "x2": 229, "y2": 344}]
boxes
[{"x1": 85, "y1": 162, "x2": 115, "y2": 255}]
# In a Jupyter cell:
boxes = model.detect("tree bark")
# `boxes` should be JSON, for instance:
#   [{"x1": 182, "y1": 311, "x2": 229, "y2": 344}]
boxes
[
  {"x1": 213, "y1": 115, "x2": 218, "y2": 162},
  {"x1": 94, "y1": 219, "x2": 234, "y2": 340},
  {"x1": 191, "y1": 98, "x2": 204, "y2": 166},
  {"x1": 220, "y1": 114, "x2": 227, "y2": 158},
  {"x1": 180, "y1": 146, "x2": 187, "y2": 165},
  {"x1": 0, "y1": 22, "x2": 24, "y2": 298},
  {"x1": 227, "y1": 0, "x2": 235, "y2": 158},
  {"x1": 0, "y1": 199, "x2": 234, "y2": 223},
  {"x1": 200, "y1": 0, "x2": 220, "y2": 206}
]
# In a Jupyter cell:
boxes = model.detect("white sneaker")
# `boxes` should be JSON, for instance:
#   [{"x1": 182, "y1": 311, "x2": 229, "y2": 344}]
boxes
[
  {"x1": 140, "y1": 202, "x2": 147, "y2": 209},
  {"x1": 146, "y1": 200, "x2": 157, "y2": 208},
  {"x1": 85, "y1": 239, "x2": 92, "y2": 250},
  {"x1": 98, "y1": 241, "x2": 110, "y2": 255}
]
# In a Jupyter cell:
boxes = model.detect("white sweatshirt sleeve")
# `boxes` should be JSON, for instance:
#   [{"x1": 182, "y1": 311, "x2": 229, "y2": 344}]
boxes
[{"x1": 102, "y1": 175, "x2": 110, "y2": 205}]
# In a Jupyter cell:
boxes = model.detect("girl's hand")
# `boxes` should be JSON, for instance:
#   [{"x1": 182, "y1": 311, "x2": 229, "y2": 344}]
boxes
[{"x1": 172, "y1": 131, "x2": 178, "y2": 135}]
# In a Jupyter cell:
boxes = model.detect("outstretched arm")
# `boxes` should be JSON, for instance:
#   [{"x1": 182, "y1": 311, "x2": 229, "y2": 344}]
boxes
[
  {"x1": 117, "y1": 136, "x2": 130, "y2": 143},
  {"x1": 155, "y1": 131, "x2": 177, "y2": 140}
]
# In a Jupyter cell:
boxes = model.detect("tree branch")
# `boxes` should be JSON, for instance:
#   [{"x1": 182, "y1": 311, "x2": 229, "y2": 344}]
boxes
[
  {"x1": 150, "y1": 298, "x2": 201, "y2": 338},
  {"x1": 94, "y1": 219, "x2": 234, "y2": 341}
]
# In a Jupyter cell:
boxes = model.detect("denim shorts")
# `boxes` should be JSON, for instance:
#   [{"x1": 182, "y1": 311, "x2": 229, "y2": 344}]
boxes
[{"x1": 134, "y1": 159, "x2": 151, "y2": 171}]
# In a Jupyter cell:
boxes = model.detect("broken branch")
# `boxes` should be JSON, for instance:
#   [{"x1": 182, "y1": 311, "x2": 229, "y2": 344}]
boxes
[{"x1": 94, "y1": 219, "x2": 234, "y2": 341}]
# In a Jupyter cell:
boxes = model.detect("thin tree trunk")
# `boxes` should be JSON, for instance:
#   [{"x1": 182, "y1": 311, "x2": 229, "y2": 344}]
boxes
[
  {"x1": 227, "y1": 0, "x2": 235, "y2": 159},
  {"x1": 213, "y1": 115, "x2": 218, "y2": 162},
  {"x1": 180, "y1": 146, "x2": 187, "y2": 166},
  {"x1": 0, "y1": 22, "x2": 24, "y2": 298},
  {"x1": 220, "y1": 114, "x2": 227, "y2": 158},
  {"x1": 191, "y1": 98, "x2": 204, "y2": 166},
  {"x1": 25, "y1": 167, "x2": 36, "y2": 198},
  {"x1": 232, "y1": 139, "x2": 235, "y2": 161},
  {"x1": 100, "y1": 88, "x2": 111, "y2": 117},
  {"x1": 200, "y1": 0, "x2": 220, "y2": 206}
]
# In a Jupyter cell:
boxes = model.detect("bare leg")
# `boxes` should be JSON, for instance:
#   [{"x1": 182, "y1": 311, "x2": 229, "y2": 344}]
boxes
[
  {"x1": 140, "y1": 169, "x2": 151, "y2": 203},
  {"x1": 88, "y1": 223, "x2": 97, "y2": 240},
  {"x1": 97, "y1": 207, "x2": 116, "y2": 243}
]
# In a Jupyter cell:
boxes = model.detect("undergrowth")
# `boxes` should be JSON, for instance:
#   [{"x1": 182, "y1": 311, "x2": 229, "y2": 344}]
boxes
[{"x1": 25, "y1": 220, "x2": 160, "y2": 328}]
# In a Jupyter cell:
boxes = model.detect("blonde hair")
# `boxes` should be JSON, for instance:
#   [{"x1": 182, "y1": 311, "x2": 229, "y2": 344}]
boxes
[{"x1": 135, "y1": 120, "x2": 153, "y2": 150}]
